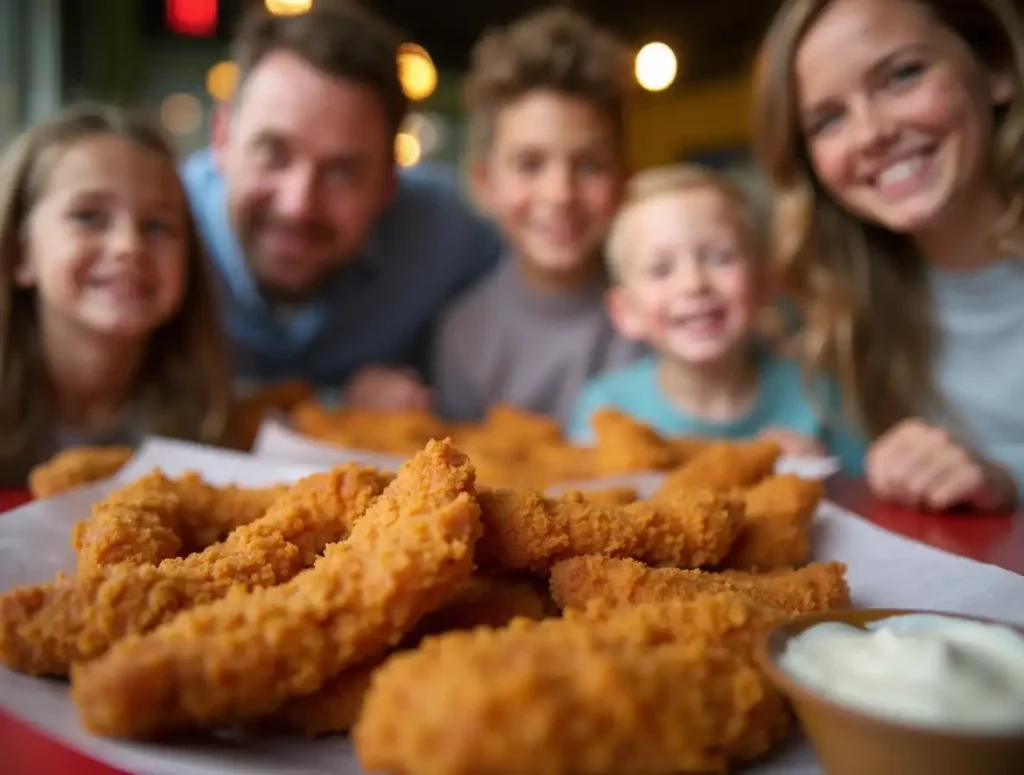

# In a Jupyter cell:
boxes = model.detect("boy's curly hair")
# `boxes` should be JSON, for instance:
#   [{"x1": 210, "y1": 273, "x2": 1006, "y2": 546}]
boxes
[{"x1": 463, "y1": 7, "x2": 632, "y2": 156}]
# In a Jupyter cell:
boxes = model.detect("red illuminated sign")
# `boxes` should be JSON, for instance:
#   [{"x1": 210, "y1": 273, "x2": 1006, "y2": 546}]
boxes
[{"x1": 166, "y1": 0, "x2": 218, "y2": 37}]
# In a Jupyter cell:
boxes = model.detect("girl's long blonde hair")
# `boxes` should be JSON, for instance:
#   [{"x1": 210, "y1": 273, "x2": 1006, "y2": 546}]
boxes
[
  {"x1": 0, "y1": 103, "x2": 232, "y2": 463},
  {"x1": 754, "y1": 0, "x2": 1024, "y2": 437}
]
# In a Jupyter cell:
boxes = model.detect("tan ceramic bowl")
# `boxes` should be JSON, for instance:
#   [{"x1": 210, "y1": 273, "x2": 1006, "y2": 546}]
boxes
[{"x1": 756, "y1": 608, "x2": 1024, "y2": 775}]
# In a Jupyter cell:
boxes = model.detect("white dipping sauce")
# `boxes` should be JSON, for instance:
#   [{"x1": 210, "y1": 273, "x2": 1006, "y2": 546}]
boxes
[{"x1": 779, "y1": 614, "x2": 1024, "y2": 732}]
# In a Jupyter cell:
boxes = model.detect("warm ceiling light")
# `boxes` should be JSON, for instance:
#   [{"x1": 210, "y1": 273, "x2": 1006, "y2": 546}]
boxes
[
  {"x1": 160, "y1": 93, "x2": 203, "y2": 135},
  {"x1": 398, "y1": 43, "x2": 438, "y2": 102},
  {"x1": 264, "y1": 0, "x2": 312, "y2": 16},
  {"x1": 206, "y1": 61, "x2": 238, "y2": 103},
  {"x1": 635, "y1": 42, "x2": 678, "y2": 92},
  {"x1": 395, "y1": 132, "x2": 422, "y2": 167}
]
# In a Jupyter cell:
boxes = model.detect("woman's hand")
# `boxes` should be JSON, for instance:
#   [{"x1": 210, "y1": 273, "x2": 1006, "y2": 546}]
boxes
[{"x1": 865, "y1": 419, "x2": 1017, "y2": 511}]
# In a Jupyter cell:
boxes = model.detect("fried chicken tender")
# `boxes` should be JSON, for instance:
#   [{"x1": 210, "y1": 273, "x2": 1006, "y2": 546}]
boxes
[
  {"x1": 447, "y1": 405, "x2": 594, "y2": 490},
  {"x1": 267, "y1": 574, "x2": 549, "y2": 737},
  {"x1": 169, "y1": 471, "x2": 293, "y2": 548},
  {"x1": 475, "y1": 487, "x2": 742, "y2": 572},
  {"x1": 452, "y1": 436, "x2": 543, "y2": 490},
  {"x1": 293, "y1": 401, "x2": 447, "y2": 454},
  {"x1": 668, "y1": 436, "x2": 713, "y2": 461},
  {"x1": 0, "y1": 563, "x2": 246, "y2": 677},
  {"x1": 722, "y1": 474, "x2": 825, "y2": 572},
  {"x1": 459, "y1": 440, "x2": 595, "y2": 491},
  {"x1": 269, "y1": 655, "x2": 386, "y2": 738},
  {"x1": 354, "y1": 593, "x2": 790, "y2": 775},
  {"x1": 474, "y1": 404, "x2": 564, "y2": 443},
  {"x1": 27, "y1": 446, "x2": 135, "y2": 498},
  {"x1": 654, "y1": 440, "x2": 782, "y2": 497},
  {"x1": 195, "y1": 465, "x2": 391, "y2": 574},
  {"x1": 560, "y1": 487, "x2": 639, "y2": 507},
  {"x1": 549, "y1": 555, "x2": 850, "y2": 616},
  {"x1": 590, "y1": 410, "x2": 684, "y2": 474},
  {"x1": 528, "y1": 442, "x2": 598, "y2": 482},
  {"x1": 0, "y1": 466, "x2": 390, "y2": 676},
  {"x1": 408, "y1": 573, "x2": 550, "y2": 639},
  {"x1": 70, "y1": 439, "x2": 481, "y2": 739},
  {"x1": 72, "y1": 472, "x2": 184, "y2": 571},
  {"x1": 72, "y1": 471, "x2": 288, "y2": 574}
]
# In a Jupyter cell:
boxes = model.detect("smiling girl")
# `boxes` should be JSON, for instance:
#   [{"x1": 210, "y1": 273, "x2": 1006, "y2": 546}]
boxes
[
  {"x1": 756, "y1": 0, "x2": 1024, "y2": 509},
  {"x1": 0, "y1": 103, "x2": 231, "y2": 486}
]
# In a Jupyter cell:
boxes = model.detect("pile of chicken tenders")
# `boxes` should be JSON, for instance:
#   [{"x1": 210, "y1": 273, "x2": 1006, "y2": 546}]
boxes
[{"x1": 3, "y1": 408, "x2": 847, "y2": 775}]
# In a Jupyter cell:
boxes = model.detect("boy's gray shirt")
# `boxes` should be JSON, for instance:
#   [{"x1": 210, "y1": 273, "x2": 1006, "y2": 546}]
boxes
[{"x1": 432, "y1": 260, "x2": 645, "y2": 426}]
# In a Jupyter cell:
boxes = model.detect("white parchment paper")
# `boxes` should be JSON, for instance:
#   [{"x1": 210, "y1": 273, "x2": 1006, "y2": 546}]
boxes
[
  {"x1": 1, "y1": 437, "x2": 1021, "y2": 775},
  {"x1": 252, "y1": 418, "x2": 407, "y2": 471}
]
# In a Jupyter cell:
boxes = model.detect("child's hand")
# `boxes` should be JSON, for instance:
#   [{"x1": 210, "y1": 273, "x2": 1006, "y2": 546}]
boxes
[
  {"x1": 344, "y1": 366, "x2": 433, "y2": 412},
  {"x1": 757, "y1": 427, "x2": 828, "y2": 457},
  {"x1": 865, "y1": 419, "x2": 1017, "y2": 511}
]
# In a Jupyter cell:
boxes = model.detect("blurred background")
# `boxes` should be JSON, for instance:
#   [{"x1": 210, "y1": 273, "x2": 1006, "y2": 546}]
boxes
[{"x1": 0, "y1": 0, "x2": 784, "y2": 187}]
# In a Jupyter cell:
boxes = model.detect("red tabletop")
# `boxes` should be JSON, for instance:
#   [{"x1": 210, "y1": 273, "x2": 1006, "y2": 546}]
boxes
[
  {"x1": 1, "y1": 480, "x2": 1022, "y2": 775},
  {"x1": 826, "y1": 476, "x2": 1024, "y2": 575},
  {"x1": 0, "y1": 489, "x2": 30, "y2": 513}
]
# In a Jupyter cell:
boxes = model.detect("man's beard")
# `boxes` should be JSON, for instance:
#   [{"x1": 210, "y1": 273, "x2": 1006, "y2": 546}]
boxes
[
  {"x1": 249, "y1": 252, "x2": 346, "y2": 305},
  {"x1": 237, "y1": 212, "x2": 344, "y2": 304}
]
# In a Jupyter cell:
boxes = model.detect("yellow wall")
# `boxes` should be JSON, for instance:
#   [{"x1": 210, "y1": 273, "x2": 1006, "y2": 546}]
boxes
[{"x1": 625, "y1": 75, "x2": 753, "y2": 170}]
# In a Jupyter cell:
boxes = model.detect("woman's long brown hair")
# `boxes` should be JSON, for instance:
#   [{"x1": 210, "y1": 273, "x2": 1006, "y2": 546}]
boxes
[
  {"x1": 754, "y1": 0, "x2": 1024, "y2": 438},
  {"x1": 0, "y1": 102, "x2": 232, "y2": 465}
]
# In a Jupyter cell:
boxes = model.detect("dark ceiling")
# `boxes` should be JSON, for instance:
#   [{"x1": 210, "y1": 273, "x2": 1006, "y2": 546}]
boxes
[
  {"x1": 145, "y1": 0, "x2": 1024, "y2": 87},
  {"x1": 146, "y1": 0, "x2": 784, "y2": 87},
  {"x1": 368, "y1": 0, "x2": 783, "y2": 83}
]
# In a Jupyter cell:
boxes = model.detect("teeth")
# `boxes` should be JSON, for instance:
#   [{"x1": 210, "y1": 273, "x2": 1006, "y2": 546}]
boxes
[
  {"x1": 878, "y1": 157, "x2": 924, "y2": 188},
  {"x1": 672, "y1": 310, "x2": 721, "y2": 326},
  {"x1": 102, "y1": 279, "x2": 147, "y2": 296}
]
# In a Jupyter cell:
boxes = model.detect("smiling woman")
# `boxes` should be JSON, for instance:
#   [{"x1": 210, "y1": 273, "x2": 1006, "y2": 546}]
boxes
[
  {"x1": 755, "y1": 0, "x2": 1024, "y2": 512},
  {"x1": 794, "y1": 0, "x2": 1011, "y2": 240}
]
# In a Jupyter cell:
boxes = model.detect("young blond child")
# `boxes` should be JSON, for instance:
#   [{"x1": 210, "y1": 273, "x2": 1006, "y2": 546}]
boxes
[
  {"x1": 0, "y1": 103, "x2": 232, "y2": 486},
  {"x1": 756, "y1": 0, "x2": 1024, "y2": 509},
  {"x1": 431, "y1": 7, "x2": 645, "y2": 426},
  {"x1": 570, "y1": 164, "x2": 866, "y2": 471}
]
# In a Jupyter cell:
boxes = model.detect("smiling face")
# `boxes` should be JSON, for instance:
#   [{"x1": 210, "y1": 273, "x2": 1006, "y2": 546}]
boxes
[
  {"x1": 795, "y1": 0, "x2": 1013, "y2": 237},
  {"x1": 609, "y1": 186, "x2": 758, "y2": 365},
  {"x1": 17, "y1": 134, "x2": 188, "y2": 341},
  {"x1": 215, "y1": 50, "x2": 395, "y2": 301},
  {"x1": 473, "y1": 90, "x2": 623, "y2": 285}
]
